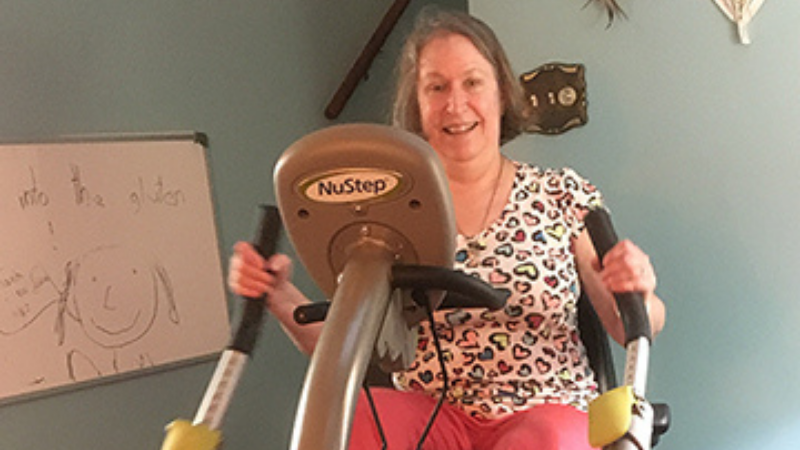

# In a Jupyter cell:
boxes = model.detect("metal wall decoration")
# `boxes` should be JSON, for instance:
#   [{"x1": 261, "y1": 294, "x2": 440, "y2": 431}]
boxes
[
  {"x1": 714, "y1": 0, "x2": 765, "y2": 44},
  {"x1": 520, "y1": 63, "x2": 588, "y2": 135}
]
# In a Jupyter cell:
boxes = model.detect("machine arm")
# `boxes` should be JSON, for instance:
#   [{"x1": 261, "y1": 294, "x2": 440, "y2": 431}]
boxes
[
  {"x1": 584, "y1": 206, "x2": 670, "y2": 450},
  {"x1": 161, "y1": 205, "x2": 282, "y2": 450}
]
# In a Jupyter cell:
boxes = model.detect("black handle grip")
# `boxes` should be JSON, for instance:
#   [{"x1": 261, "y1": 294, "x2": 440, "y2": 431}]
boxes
[
  {"x1": 391, "y1": 265, "x2": 509, "y2": 311},
  {"x1": 584, "y1": 206, "x2": 652, "y2": 344},
  {"x1": 292, "y1": 265, "x2": 509, "y2": 325},
  {"x1": 230, "y1": 204, "x2": 282, "y2": 354},
  {"x1": 294, "y1": 302, "x2": 331, "y2": 324}
]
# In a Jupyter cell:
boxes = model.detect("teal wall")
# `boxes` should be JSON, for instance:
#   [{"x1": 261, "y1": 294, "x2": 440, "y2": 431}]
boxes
[
  {"x1": 0, "y1": 1, "x2": 462, "y2": 449},
  {"x1": 473, "y1": 1, "x2": 800, "y2": 449},
  {"x1": 1, "y1": 0, "x2": 797, "y2": 449}
]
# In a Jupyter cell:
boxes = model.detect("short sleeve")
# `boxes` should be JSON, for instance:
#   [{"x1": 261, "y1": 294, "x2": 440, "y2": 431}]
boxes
[{"x1": 558, "y1": 167, "x2": 603, "y2": 239}]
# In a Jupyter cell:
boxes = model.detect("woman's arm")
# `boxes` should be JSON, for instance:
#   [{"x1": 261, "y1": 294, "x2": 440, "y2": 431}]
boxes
[{"x1": 228, "y1": 242, "x2": 322, "y2": 355}]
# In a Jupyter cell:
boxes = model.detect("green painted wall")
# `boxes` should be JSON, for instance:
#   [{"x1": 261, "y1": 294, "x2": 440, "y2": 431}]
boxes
[{"x1": 472, "y1": 1, "x2": 800, "y2": 449}]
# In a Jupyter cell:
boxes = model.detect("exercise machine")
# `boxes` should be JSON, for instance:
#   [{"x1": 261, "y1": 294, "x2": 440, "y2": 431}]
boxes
[
  {"x1": 275, "y1": 123, "x2": 510, "y2": 450},
  {"x1": 161, "y1": 123, "x2": 669, "y2": 450},
  {"x1": 161, "y1": 124, "x2": 507, "y2": 450}
]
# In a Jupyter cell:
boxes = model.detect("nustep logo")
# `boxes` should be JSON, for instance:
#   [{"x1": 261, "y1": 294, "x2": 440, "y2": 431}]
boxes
[{"x1": 301, "y1": 168, "x2": 403, "y2": 203}]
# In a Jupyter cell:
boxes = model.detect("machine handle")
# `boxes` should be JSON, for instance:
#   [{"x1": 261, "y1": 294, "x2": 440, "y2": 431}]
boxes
[
  {"x1": 391, "y1": 264, "x2": 509, "y2": 311},
  {"x1": 230, "y1": 204, "x2": 282, "y2": 354},
  {"x1": 161, "y1": 205, "x2": 283, "y2": 449},
  {"x1": 293, "y1": 264, "x2": 509, "y2": 325},
  {"x1": 584, "y1": 206, "x2": 652, "y2": 345}
]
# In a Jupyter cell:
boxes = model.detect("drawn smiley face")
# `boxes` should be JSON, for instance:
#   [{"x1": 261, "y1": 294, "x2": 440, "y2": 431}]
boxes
[{"x1": 71, "y1": 246, "x2": 159, "y2": 349}]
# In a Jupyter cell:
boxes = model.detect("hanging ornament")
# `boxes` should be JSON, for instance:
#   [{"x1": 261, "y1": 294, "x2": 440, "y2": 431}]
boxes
[{"x1": 713, "y1": 0, "x2": 766, "y2": 44}]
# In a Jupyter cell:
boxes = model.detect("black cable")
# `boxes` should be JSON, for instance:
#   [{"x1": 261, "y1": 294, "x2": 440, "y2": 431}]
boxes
[
  {"x1": 358, "y1": 288, "x2": 453, "y2": 450},
  {"x1": 414, "y1": 289, "x2": 450, "y2": 450}
]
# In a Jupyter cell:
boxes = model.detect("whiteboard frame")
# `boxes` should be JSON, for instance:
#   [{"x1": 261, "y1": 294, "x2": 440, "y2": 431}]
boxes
[{"x1": 0, "y1": 131, "x2": 231, "y2": 405}]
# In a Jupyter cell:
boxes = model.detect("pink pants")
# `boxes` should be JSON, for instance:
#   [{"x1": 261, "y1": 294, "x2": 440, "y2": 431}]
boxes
[{"x1": 349, "y1": 388, "x2": 596, "y2": 450}]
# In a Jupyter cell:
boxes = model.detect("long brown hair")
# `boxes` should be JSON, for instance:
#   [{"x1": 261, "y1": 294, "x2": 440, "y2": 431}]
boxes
[{"x1": 391, "y1": 8, "x2": 528, "y2": 145}]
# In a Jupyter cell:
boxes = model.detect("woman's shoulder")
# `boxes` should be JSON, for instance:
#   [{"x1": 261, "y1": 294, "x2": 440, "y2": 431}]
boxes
[{"x1": 512, "y1": 161, "x2": 595, "y2": 192}]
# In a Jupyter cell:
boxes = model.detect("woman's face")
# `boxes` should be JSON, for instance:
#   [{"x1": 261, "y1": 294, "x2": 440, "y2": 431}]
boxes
[{"x1": 416, "y1": 33, "x2": 502, "y2": 163}]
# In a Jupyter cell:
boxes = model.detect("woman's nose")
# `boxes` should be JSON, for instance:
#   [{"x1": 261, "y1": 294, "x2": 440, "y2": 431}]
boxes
[{"x1": 445, "y1": 87, "x2": 467, "y2": 112}]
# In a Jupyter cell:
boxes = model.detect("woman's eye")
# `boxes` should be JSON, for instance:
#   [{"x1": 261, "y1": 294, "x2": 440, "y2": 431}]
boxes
[{"x1": 427, "y1": 83, "x2": 444, "y2": 93}]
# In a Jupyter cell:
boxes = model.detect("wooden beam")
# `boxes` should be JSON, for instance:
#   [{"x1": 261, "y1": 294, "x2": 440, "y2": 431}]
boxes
[{"x1": 324, "y1": 0, "x2": 410, "y2": 120}]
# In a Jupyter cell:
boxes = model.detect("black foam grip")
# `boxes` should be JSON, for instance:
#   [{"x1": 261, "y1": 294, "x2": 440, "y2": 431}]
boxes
[
  {"x1": 391, "y1": 265, "x2": 509, "y2": 311},
  {"x1": 584, "y1": 206, "x2": 652, "y2": 344},
  {"x1": 294, "y1": 302, "x2": 331, "y2": 324},
  {"x1": 230, "y1": 204, "x2": 282, "y2": 354},
  {"x1": 292, "y1": 265, "x2": 510, "y2": 325}
]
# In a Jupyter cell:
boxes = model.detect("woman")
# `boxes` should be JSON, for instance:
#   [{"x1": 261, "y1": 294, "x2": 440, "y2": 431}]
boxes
[{"x1": 229, "y1": 9, "x2": 665, "y2": 449}]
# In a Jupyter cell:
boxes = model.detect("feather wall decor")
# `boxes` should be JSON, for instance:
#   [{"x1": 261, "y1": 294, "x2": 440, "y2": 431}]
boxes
[
  {"x1": 586, "y1": 0, "x2": 627, "y2": 26},
  {"x1": 713, "y1": 0, "x2": 765, "y2": 44}
]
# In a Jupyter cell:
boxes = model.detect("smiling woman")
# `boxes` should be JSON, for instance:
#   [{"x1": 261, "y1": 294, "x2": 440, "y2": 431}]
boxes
[
  {"x1": 416, "y1": 33, "x2": 504, "y2": 166},
  {"x1": 227, "y1": 8, "x2": 665, "y2": 450}
]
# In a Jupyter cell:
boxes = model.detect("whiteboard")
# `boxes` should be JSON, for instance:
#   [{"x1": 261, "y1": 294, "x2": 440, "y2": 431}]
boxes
[{"x1": 0, "y1": 133, "x2": 230, "y2": 402}]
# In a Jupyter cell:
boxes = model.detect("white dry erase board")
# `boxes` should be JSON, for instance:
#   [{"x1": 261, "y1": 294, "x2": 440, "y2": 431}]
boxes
[{"x1": 0, "y1": 133, "x2": 230, "y2": 403}]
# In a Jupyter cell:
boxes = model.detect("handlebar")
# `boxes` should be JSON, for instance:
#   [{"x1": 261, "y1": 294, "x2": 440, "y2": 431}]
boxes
[
  {"x1": 584, "y1": 206, "x2": 652, "y2": 345},
  {"x1": 294, "y1": 264, "x2": 509, "y2": 324},
  {"x1": 391, "y1": 264, "x2": 508, "y2": 311},
  {"x1": 230, "y1": 205, "x2": 282, "y2": 354},
  {"x1": 161, "y1": 205, "x2": 283, "y2": 450}
]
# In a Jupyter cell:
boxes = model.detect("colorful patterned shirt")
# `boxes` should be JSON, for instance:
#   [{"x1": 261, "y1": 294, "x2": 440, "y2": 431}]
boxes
[{"x1": 394, "y1": 162, "x2": 604, "y2": 419}]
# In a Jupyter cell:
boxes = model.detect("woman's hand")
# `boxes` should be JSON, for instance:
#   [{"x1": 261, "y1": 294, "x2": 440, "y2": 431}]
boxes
[
  {"x1": 227, "y1": 241, "x2": 321, "y2": 355},
  {"x1": 228, "y1": 241, "x2": 293, "y2": 299},
  {"x1": 576, "y1": 232, "x2": 666, "y2": 344},
  {"x1": 593, "y1": 239, "x2": 657, "y2": 300}
]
